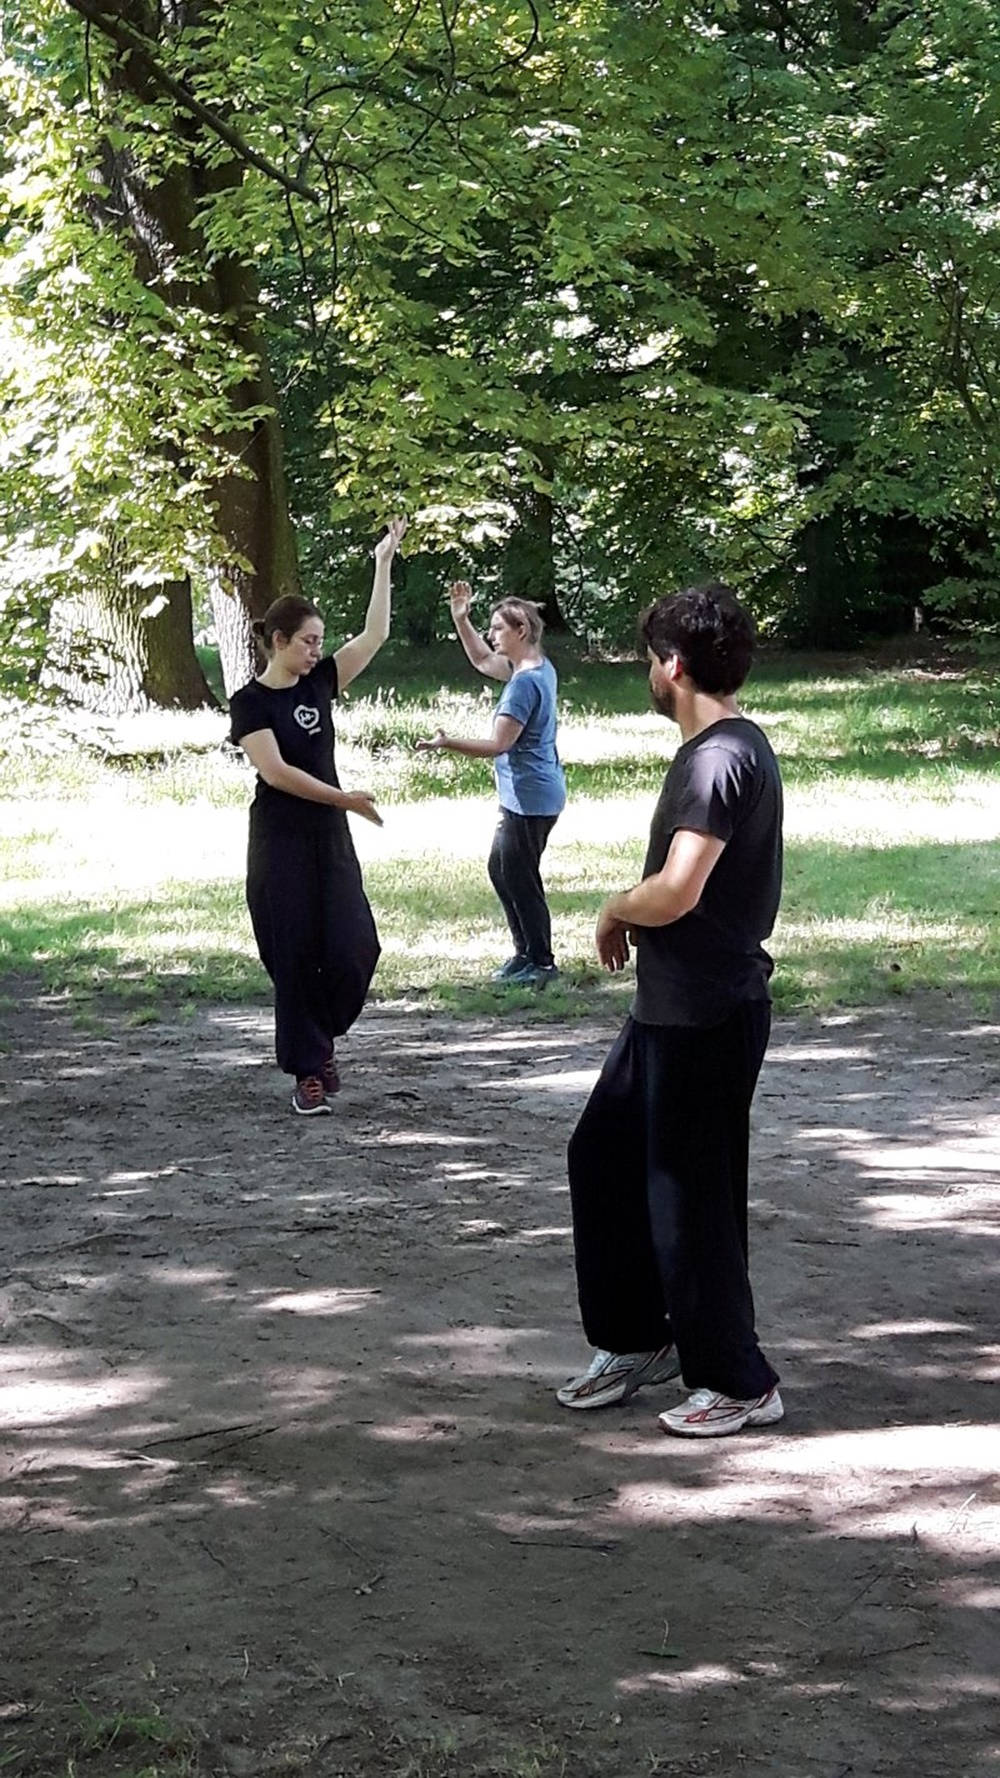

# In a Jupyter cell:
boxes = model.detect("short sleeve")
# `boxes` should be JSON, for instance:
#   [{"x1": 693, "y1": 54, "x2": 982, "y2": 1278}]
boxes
[
  {"x1": 672, "y1": 742, "x2": 754, "y2": 843},
  {"x1": 314, "y1": 654, "x2": 338, "y2": 701},
  {"x1": 496, "y1": 674, "x2": 539, "y2": 728},
  {"x1": 229, "y1": 684, "x2": 269, "y2": 747}
]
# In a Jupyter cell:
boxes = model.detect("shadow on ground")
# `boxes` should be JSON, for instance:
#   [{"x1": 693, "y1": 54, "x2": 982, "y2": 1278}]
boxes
[{"x1": 1, "y1": 986, "x2": 998, "y2": 1778}]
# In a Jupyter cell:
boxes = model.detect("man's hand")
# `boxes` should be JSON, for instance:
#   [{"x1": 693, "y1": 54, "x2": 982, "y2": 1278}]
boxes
[
  {"x1": 596, "y1": 902, "x2": 631, "y2": 972},
  {"x1": 414, "y1": 729, "x2": 447, "y2": 753},
  {"x1": 374, "y1": 515, "x2": 407, "y2": 564},
  {"x1": 448, "y1": 580, "x2": 472, "y2": 622},
  {"x1": 342, "y1": 789, "x2": 383, "y2": 826}
]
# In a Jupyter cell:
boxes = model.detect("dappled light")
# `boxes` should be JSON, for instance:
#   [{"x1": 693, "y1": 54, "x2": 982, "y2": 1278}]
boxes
[{"x1": 3, "y1": 990, "x2": 999, "y2": 1775}]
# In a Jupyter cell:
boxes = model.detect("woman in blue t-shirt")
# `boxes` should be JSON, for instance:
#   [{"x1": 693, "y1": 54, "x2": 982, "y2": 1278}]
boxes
[{"x1": 416, "y1": 584, "x2": 566, "y2": 986}]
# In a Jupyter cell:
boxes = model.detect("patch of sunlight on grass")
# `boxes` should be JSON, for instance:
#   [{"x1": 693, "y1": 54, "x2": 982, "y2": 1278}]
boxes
[
  {"x1": 779, "y1": 912, "x2": 990, "y2": 948},
  {"x1": 3, "y1": 651, "x2": 1000, "y2": 1013}
]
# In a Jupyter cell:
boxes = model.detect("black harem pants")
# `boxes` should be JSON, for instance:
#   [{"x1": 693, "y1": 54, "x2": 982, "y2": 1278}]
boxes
[
  {"x1": 247, "y1": 809, "x2": 380, "y2": 1079},
  {"x1": 567, "y1": 1002, "x2": 778, "y2": 1400}
]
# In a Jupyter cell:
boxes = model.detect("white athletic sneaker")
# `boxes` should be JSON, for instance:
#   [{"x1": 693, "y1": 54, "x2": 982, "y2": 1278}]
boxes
[
  {"x1": 556, "y1": 1344, "x2": 681, "y2": 1410},
  {"x1": 658, "y1": 1385, "x2": 784, "y2": 1438}
]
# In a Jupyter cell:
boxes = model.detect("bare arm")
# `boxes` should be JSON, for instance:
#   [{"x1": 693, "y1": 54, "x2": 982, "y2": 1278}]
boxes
[
  {"x1": 240, "y1": 729, "x2": 382, "y2": 826},
  {"x1": 595, "y1": 828, "x2": 726, "y2": 971},
  {"x1": 447, "y1": 581, "x2": 512, "y2": 683},
  {"x1": 334, "y1": 515, "x2": 407, "y2": 692},
  {"x1": 414, "y1": 714, "x2": 524, "y2": 759}
]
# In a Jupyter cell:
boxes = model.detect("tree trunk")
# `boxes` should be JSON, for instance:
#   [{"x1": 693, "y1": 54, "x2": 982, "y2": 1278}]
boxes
[
  {"x1": 47, "y1": 563, "x2": 216, "y2": 714},
  {"x1": 68, "y1": 0, "x2": 300, "y2": 708},
  {"x1": 207, "y1": 264, "x2": 301, "y2": 695},
  {"x1": 503, "y1": 482, "x2": 570, "y2": 632}
]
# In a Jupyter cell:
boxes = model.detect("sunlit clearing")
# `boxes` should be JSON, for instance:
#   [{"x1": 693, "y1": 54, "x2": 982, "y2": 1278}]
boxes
[
  {"x1": 369, "y1": 1415, "x2": 493, "y2": 1443},
  {"x1": 257, "y1": 1288, "x2": 380, "y2": 1316},
  {"x1": 611, "y1": 1424, "x2": 1000, "y2": 1548},
  {"x1": 617, "y1": 1664, "x2": 745, "y2": 1696},
  {"x1": 1, "y1": 1369, "x2": 161, "y2": 1427},
  {"x1": 146, "y1": 1266, "x2": 232, "y2": 1286},
  {"x1": 850, "y1": 1320, "x2": 974, "y2": 1339}
]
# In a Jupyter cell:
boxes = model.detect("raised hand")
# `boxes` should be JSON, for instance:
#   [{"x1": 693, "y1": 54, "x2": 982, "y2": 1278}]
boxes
[
  {"x1": 374, "y1": 515, "x2": 408, "y2": 564},
  {"x1": 414, "y1": 729, "x2": 447, "y2": 754},
  {"x1": 447, "y1": 580, "x2": 472, "y2": 622}
]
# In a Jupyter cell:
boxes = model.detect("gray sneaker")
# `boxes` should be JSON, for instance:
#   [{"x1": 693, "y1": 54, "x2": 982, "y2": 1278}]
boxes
[
  {"x1": 505, "y1": 963, "x2": 560, "y2": 988},
  {"x1": 556, "y1": 1344, "x2": 681, "y2": 1410},
  {"x1": 490, "y1": 955, "x2": 529, "y2": 981}
]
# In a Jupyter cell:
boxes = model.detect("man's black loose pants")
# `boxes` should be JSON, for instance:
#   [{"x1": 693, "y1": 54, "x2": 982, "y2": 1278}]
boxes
[{"x1": 567, "y1": 1003, "x2": 778, "y2": 1400}]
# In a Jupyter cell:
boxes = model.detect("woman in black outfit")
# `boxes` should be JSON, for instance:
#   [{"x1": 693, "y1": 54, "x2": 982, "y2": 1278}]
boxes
[{"x1": 229, "y1": 518, "x2": 406, "y2": 1114}]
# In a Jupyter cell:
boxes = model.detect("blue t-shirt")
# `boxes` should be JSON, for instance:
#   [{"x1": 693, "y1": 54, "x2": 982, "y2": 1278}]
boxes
[{"x1": 494, "y1": 658, "x2": 566, "y2": 817}]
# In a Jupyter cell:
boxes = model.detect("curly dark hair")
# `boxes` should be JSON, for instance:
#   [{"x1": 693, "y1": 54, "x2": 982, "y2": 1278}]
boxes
[{"x1": 639, "y1": 583, "x2": 755, "y2": 695}]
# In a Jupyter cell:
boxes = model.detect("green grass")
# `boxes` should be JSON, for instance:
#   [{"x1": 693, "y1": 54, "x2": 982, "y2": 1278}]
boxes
[{"x1": 1, "y1": 645, "x2": 999, "y2": 1018}]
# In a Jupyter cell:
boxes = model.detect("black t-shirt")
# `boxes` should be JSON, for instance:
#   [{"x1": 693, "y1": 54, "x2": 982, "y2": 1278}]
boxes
[
  {"x1": 228, "y1": 654, "x2": 345, "y2": 830},
  {"x1": 632, "y1": 717, "x2": 783, "y2": 1028}
]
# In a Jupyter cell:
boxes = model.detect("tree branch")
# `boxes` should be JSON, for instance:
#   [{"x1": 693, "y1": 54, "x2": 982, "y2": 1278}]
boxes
[{"x1": 63, "y1": 0, "x2": 323, "y2": 204}]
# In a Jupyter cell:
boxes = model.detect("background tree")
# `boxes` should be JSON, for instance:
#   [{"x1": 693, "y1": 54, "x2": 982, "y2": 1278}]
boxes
[{"x1": 3, "y1": 0, "x2": 1000, "y2": 708}]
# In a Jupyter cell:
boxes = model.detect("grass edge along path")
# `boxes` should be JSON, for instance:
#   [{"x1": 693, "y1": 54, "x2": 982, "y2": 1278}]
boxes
[{"x1": 1, "y1": 649, "x2": 999, "y2": 1023}]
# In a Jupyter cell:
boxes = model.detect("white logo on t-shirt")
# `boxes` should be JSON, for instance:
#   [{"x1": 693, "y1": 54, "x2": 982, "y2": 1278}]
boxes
[{"x1": 293, "y1": 704, "x2": 320, "y2": 733}]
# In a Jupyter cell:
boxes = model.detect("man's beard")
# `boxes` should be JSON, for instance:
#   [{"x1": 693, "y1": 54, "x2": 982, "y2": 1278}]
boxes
[{"x1": 650, "y1": 682, "x2": 676, "y2": 721}]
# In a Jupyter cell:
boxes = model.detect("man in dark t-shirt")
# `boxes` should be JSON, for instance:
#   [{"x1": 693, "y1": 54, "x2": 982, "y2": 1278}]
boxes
[{"x1": 557, "y1": 583, "x2": 785, "y2": 1437}]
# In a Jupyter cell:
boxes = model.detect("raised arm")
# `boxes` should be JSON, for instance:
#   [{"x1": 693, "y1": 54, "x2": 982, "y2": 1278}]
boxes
[
  {"x1": 239, "y1": 729, "x2": 382, "y2": 826},
  {"x1": 447, "y1": 581, "x2": 512, "y2": 683},
  {"x1": 334, "y1": 516, "x2": 408, "y2": 692}
]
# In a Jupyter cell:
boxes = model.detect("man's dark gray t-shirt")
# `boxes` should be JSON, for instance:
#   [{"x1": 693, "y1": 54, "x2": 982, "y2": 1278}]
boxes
[{"x1": 632, "y1": 717, "x2": 783, "y2": 1028}]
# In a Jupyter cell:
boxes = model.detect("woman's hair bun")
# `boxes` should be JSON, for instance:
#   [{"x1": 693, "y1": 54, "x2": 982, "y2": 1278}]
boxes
[{"x1": 250, "y1": 619, "x2": 266, "y2": 639}]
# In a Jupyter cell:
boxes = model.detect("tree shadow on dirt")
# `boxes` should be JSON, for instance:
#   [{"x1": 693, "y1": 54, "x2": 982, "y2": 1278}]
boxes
[{"x1": 2, "y1": 990, "x2": 998, "y2": 1778}]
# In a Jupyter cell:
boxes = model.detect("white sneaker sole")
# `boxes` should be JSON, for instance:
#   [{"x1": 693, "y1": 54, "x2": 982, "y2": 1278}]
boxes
[
  {"x1": 659, "y1": 1389, "x2": 784, "y2": 1438},
  {"x1": 290, "y1": 1096, "x2": 332, "y2": 1117}
]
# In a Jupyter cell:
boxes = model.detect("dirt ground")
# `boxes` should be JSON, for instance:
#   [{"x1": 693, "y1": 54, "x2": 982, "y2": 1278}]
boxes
[{"x1": 2, "y1": 985, "x2": 999, "y2": 1778}]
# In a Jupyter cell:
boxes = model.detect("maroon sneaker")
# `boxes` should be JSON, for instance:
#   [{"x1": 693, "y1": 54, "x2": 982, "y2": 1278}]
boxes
[
  {"x1": 291, "y1": 1076, "x2": 331, "y2": 1116},
  {"x1": 320, "y1": 1048, "x2": 341, "y2": 1097}
]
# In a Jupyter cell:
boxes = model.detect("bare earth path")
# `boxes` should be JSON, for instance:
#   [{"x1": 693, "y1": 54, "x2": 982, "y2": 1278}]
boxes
[{"x1": 2, "y1": 988, "x2": 998, "y2": 1778}]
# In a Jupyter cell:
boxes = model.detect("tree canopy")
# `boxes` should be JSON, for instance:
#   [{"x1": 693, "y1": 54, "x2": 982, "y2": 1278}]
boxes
[{"x1": 2, "y1": 0, "x2": 999, "y2": 705}]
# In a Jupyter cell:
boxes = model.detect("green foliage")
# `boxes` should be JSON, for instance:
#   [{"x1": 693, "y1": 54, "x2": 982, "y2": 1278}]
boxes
[{"x1": 5, "y1": 0, "x2": 1000, "y2": 697}]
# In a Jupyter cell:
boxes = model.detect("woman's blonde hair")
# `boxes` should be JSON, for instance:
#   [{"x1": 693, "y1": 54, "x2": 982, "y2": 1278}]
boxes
[{"x1": 491, "y1": 597, "x2": 545, "y2": 646}]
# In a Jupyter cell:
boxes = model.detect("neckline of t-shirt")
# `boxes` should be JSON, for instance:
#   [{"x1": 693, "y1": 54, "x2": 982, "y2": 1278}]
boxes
[
  {"x1": 679, "y1": 715, "x2": 755, "y2": 747},
  {"x1": 253, "y1": 675, "x2": 313, "y2": 692}
]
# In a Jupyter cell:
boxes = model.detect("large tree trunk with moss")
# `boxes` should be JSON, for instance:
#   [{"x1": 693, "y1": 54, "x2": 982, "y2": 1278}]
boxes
[{"x1": 66, "y1": 0, "x2": 300, "y2": 708}]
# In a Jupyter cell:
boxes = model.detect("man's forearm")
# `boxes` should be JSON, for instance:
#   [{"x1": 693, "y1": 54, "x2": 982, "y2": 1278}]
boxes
[{"x1": 605, "y1": 877, "x2": 693, "y2": 929}]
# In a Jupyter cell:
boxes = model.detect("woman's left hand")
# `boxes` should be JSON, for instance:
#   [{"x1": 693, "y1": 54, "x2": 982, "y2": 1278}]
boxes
[
  {"x1": 415, "y1": 729, "x2": 447, "y2": 753},
  {"x1": 374, "y1": 515, "x2": 408, "y2": 563}
]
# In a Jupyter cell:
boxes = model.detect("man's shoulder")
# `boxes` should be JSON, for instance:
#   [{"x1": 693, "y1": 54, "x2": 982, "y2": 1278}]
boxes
[{"x1": 687, "y1": 719, "x2": 779, "y2": 775}]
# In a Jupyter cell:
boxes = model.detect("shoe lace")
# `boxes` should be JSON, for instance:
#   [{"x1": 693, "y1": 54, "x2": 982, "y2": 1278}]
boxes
[{"x1": 298, "y1": 1076, "x2": 324, "y2": 1104}]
